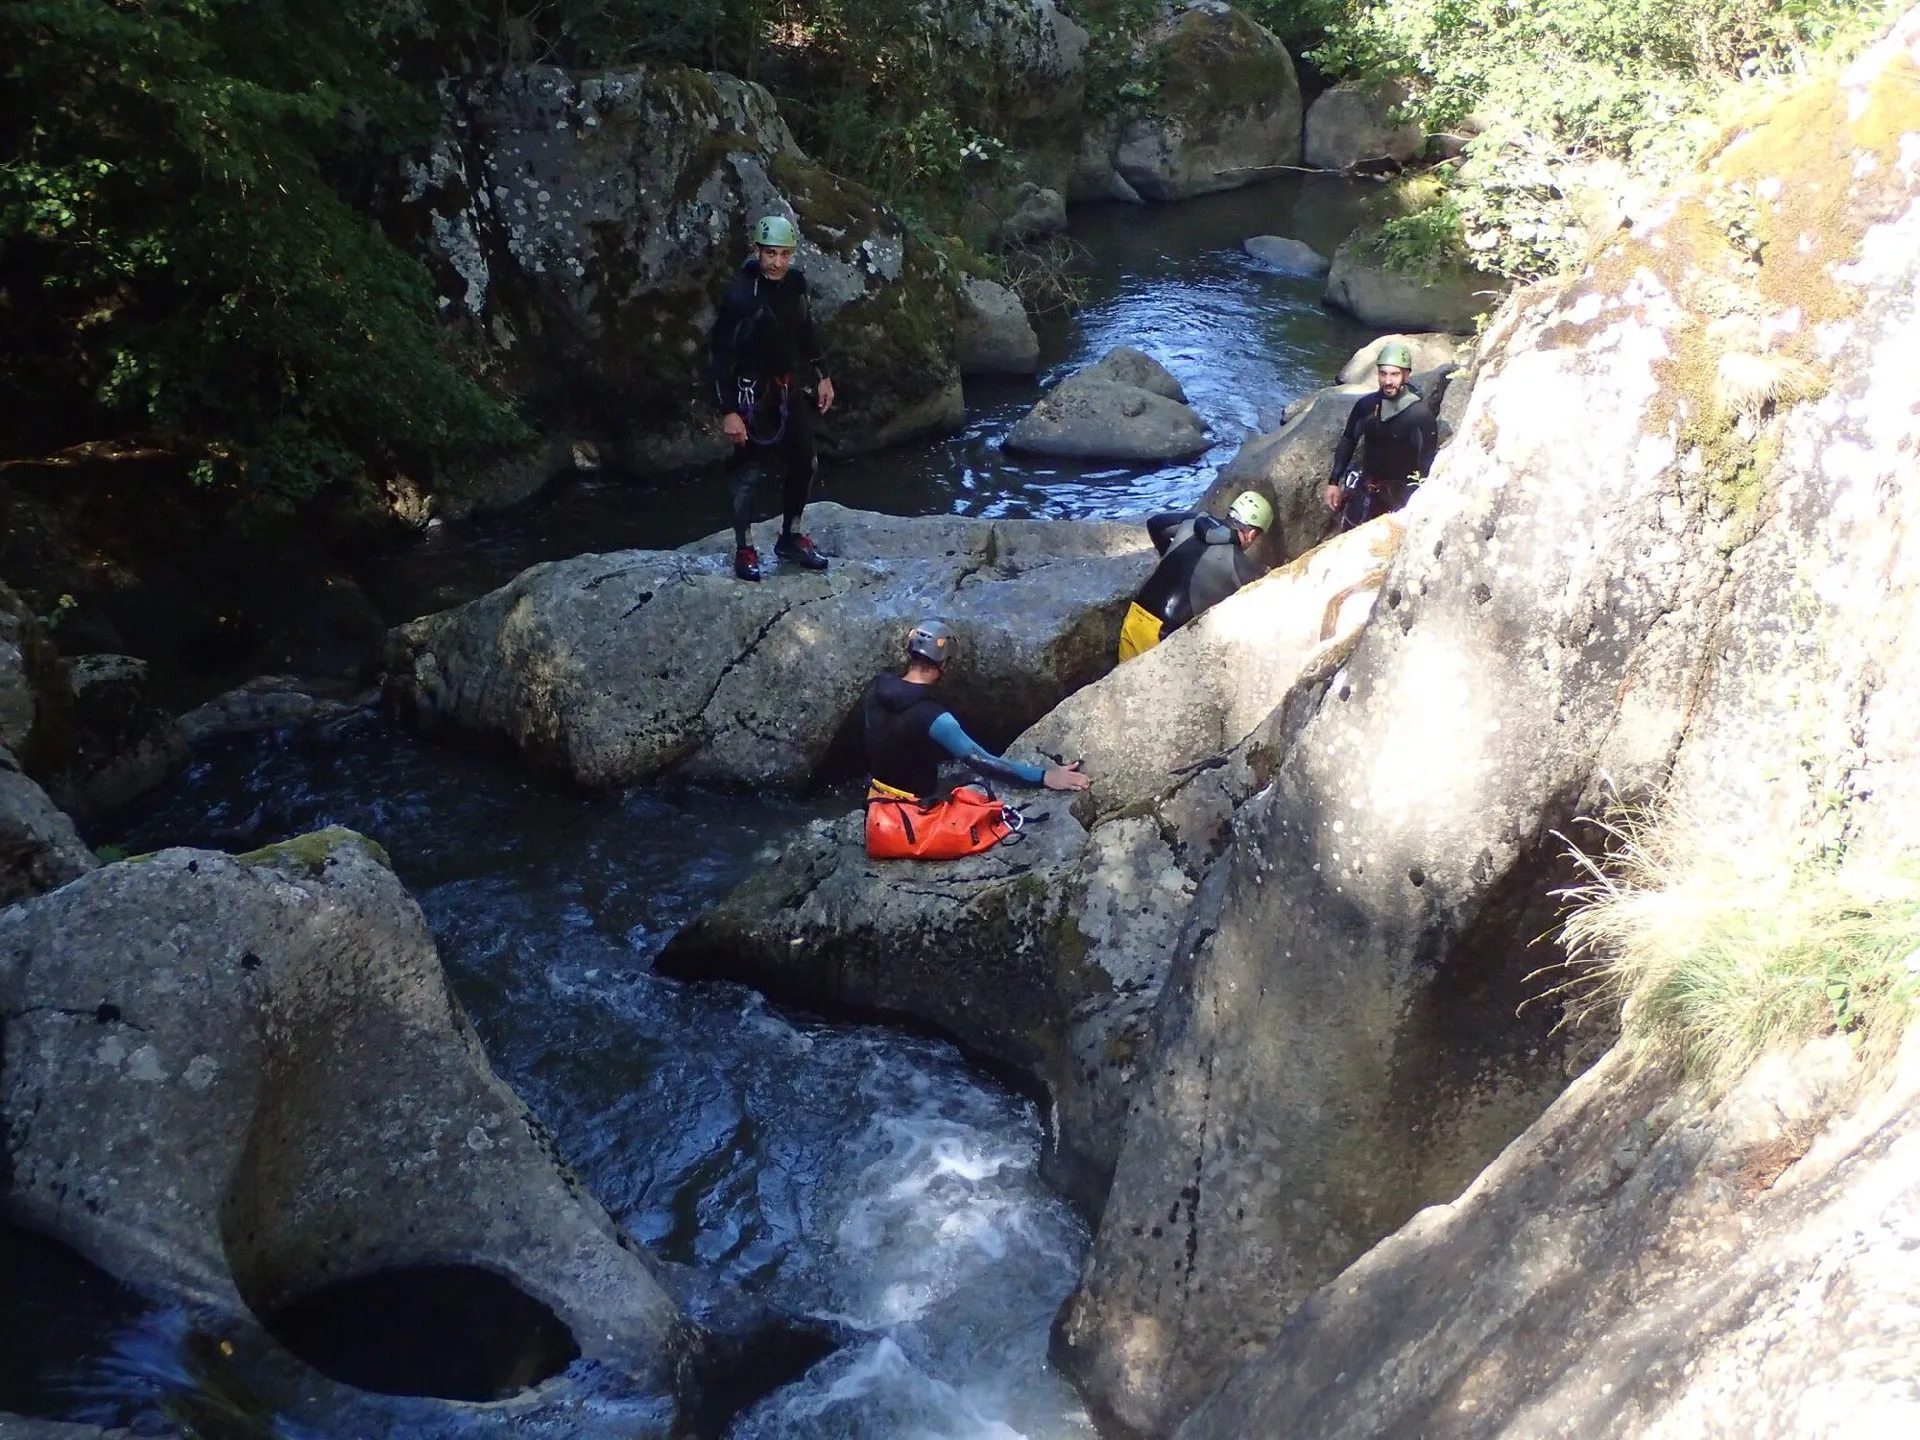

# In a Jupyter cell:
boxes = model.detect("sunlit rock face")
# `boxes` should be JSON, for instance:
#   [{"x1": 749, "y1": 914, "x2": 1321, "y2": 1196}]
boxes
[
  {"x1": 1060, "y1": 9, "x2": 1920, "y2": 1435},
  {"x1": 399, "y1": 65, "x2": 963, "y2": 470}
]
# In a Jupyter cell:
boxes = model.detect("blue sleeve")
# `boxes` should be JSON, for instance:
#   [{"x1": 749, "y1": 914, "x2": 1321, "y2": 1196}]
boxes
[{"x1": 928, "y1": 712, "x2": 1047, "y2": 786}]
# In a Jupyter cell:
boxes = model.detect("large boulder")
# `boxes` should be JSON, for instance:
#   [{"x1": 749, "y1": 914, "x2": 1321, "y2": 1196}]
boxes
[
  {"x1": 384, "y1": 504, "x2": 1152, "y2": 791},
  {"x1": 401, "y1": 65, "x2": 963, "y2": 467},
  {"x1": 1006, "y1": 347, "x2": 1208, "y2": 461},
  {"x1": 949, "y1": 0, "x2": 1091, "y2": 123},
  {"x1": 1108, "y1": 4, "x2": 1304, "y2": 202},
  {"x1": 1200, "y1": 387, "x2": 1352, "y2": 566},
  {"x1": 0, "y1": 831, "x2": 692, "y2": 1412},
  {"x1": 1179, "y1": 1033, "x2": 1920, "y2": 1439},
  {"x1": 659, "y1": 519, "x2": 1400, "y2": 1214},
  {"x1": 956, "y1": 276, "x2": 1041, "y2": 375},
  {"x1": 1324, "y1": 234, "x2": 1509, "y2": 332},
  {"x1": 999, "y1": 181, "x2": 1069, "y2": 243},
  {"x1": 0, "y1": 745, "x2": 95, "y2": 906},
  {"x1": 1057, "y1": 16, "x2": 1920, "y2": 1430},
  {"x1": 1303, "y1": 80, "x2": 1424, "y2": 171}
]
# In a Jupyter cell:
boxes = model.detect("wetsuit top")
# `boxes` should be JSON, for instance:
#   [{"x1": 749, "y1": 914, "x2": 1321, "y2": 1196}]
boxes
[
  {"x1": 709, "y1": 259, "x2": 829, "y2": 413},
  {"x1": 1133, "y1": 512, "x2": 1262, "y2": 633},
  {"x1": 863, "y1": 673, "x2": 1047, "y2": 799},
  {"x1": 1330, "y1": 384, "x2": 1439, "y2": 487}
]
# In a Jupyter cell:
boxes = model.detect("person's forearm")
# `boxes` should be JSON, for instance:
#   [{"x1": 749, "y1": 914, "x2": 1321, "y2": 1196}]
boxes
[{"x1": 929, "y1": 713, "x2": 1046, "y2": 785}]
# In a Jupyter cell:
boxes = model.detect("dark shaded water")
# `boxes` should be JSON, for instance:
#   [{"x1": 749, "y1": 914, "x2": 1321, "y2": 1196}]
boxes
[{"x1": 5, "y1": 174, "x2": 1378, "y2": 1437}]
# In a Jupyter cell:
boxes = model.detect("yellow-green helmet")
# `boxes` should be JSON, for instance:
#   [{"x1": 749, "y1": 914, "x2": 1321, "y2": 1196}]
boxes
[
  {"x1": 1228, "y1": 491, "x2": 1273, "y2": 533},
  {"x1": 751, "y1": 214, "x2": 800, "y2": 249},
  {"x1": 1376, "y1": 340, "x2": 1415, "y2": 371}
]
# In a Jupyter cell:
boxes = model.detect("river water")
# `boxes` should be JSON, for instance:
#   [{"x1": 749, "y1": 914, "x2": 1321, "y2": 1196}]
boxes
[{"x1": 4, "y1": 174, "x2": 1374, "y2": 1438}]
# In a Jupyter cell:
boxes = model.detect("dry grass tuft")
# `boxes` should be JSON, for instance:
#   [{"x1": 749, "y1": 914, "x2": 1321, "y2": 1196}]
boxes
[
  {"x1": 1541, "y1": 808, "x2": 1920, "y2": 1090},
  {"x1": 1713, "y1": 349, "x2": 1827, "y2": 424}
]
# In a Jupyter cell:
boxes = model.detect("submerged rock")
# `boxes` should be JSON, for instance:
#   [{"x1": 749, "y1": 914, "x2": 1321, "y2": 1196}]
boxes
[
  {"x1": 385, "y1": 503, "x2": 1151, "y2": 790},
  {"x1": 1242, "y1": 235, "x2": 1331, "y2": 276},
  {"x1": 0, "y1": 830, "x2": 693, "y2": 1407},
  {"x1": 1006, "y1": 347, "x2": 1208, "y2": 461}
]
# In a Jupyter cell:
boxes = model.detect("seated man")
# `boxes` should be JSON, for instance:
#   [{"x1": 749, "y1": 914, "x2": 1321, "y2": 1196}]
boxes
[
  {"x1": 1117, "y1": 490, "x2": 1272, "y2": 662},
  {"x1": 1324, "y1": 340, "x2": 1439, "y2": 532},
  {"x1": 862, "y1": 620, "x2": 1091, "y2": 860}
]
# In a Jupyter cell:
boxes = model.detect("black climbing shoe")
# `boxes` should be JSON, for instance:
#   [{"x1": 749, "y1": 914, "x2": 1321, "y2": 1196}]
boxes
[
  {"x1": 775, "y1": 532, "x2": 829, "y2": 571},
  {"x1": 734, "y1": 546, "x2": 762, "y2": 582}
]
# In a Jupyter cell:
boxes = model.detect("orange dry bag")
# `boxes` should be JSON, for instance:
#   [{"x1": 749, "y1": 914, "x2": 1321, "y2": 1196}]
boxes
[{"x1": 865, "y1": 785, "x2": 1022, "y2": 860}]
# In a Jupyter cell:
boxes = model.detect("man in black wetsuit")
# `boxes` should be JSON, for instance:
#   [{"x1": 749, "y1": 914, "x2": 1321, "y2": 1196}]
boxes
[
  {"x1": 709, "y1": 214, "x2": 835, "y2": 582},
  {"x1": 1117, "y1": 490, "x2": 1272, "y2": 662},
  {"x1": 865, "y1": 621, "x2": 1093, "y2": 801},
  {"x1": 1324, "y1": 340, "x2": 1439, "y2": 531}
]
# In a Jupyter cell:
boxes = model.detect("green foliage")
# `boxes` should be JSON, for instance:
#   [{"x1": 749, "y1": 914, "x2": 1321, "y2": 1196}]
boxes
[
  {"x1": 1, "y1": 0, "x2": 528, "y2": 511},
  {"x1": 1552, "y1": 809, "x2": 1920, "y2": 1087},
  {"x1": 1373, "y1": 195, "x2": 1466, "y2": 275},
  {"x1": 1310, "y1": 0, "x2": 1896, "y2": 280}
]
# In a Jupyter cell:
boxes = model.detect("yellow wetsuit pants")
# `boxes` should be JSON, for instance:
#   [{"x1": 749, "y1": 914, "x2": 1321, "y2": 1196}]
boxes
[{"x1": 1117, "y1": 601, "x2": 1164, "y2": 663}]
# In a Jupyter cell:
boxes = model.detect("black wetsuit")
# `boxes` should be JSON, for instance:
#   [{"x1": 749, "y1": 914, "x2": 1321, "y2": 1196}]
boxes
[
  {"x1": 1133, "y1": 512, "x2": 1263, "y2": 636},
  {"x1": 708, "y1": 259, "x2": 829, "y2": 549},
  {"x1": 1330, "y1": 384, "x2": 1439, "y2": 530},
  {"x1": 863, "y1": 674, "x2": 1045, "y2": 799}
]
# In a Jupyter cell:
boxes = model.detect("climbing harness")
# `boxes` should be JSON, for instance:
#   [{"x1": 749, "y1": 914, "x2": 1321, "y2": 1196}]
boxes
[{"x1": 733, "y1": 373, "x2": 792, "y2": 446}]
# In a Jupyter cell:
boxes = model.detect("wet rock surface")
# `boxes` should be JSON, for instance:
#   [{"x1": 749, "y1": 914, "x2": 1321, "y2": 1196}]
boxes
[
  {"x1": 0, "y1": 830, "x2": 691, "y2": 1406},
  {"x1": 385, "y1": 503, "x2": 1151, "y2": 791},
  {"x1": 1241, "y1": 235, "x2": 1330, "y2": 276}
]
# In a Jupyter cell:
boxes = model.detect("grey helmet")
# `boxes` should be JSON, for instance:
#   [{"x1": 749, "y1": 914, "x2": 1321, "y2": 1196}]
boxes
[{"x1": 906, "y1": 620, "x2": 954, "y2": 665}]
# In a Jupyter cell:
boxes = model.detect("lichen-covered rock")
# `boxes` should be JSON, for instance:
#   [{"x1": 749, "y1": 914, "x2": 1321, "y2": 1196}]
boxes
[
  {"x1": 1059, "y1": 14, "x2": 1920, "y2": 1430},
  {"x1": 956, "y1": 276, "x2": 1041, "y2": 375},
  {"x1": 1178, "y1": 1032, "x2": 1920, "y2": 1440},
  {"x1": 402, "y1": 65, "x2": 963, "y2": 466},
  {"x1": 1242, "y1": 235, "x2": 1330, "y2": 276},
  {"x1": 0, "y1": 830, "x2": 692, "y2": 1407},
  {"x1": 1006, "y1": 347, "x2": 1206, "y2": 461},
  {"x1": 384, "y1": 504, "x2": 1151, "y2": 790},
  {"x1": 1324, "y1": 235, "x2": 1508, "y2": 331},
  {"x1": 1337, "y1": 331, "x2": 1464, "y2": 384},
  {"x1": 1107, "y1": 4, "x2": 1303, "y2": 202},
  {"x1": 0, "y1": 745, "x2": 95, "y2": 906},
  {"x1": 1303, "y1": 80, "x2": 1424, "y2": 171}
]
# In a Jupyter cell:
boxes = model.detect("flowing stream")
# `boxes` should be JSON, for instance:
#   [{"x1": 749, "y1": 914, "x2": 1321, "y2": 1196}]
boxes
[{"x1": 3, "y1": 174, "x2": 1375, "y2": 1438}]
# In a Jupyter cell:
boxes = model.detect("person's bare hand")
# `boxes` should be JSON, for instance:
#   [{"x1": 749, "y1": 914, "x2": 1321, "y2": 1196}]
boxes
[
  {"x1": 1043, "y1": 760, "x2": 1091, "y2": 792},
  {"x1": 1324, "y1": 482, "x2": 1342, "y2": 512},
  {"x1": 722, "y1": 412, "x2": 748, "y2": 446},
  {"x1": 817, "y1": 377, "x2": 836, "y2": 414}
]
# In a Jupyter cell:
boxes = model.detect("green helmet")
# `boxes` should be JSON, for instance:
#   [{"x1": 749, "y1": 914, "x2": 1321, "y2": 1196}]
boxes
[
  {"x1": 1228, "y1": 490, "x2": 1273, "y2": 533},
  {"x1": 1376, "y1": 340, "x2": 1415, "y2": 371},
  {"x1": 751, "y1": 214, "x2": 800, "y2": 249},
  {"x1": 907, "y1": 619, "x2": 954, "y2": 664}
]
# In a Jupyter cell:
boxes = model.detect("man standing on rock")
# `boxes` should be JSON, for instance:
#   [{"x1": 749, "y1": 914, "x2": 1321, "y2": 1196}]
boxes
[
  {"x1": 1117, "y1": 491, "x2": 1272, "y2": 662},
  {"x1": 710, "y1": 214, "x2": 835, "y2": 582},
  {"x1": 1324, "y1": 340, "x2": 1439, "y2": 531}
]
